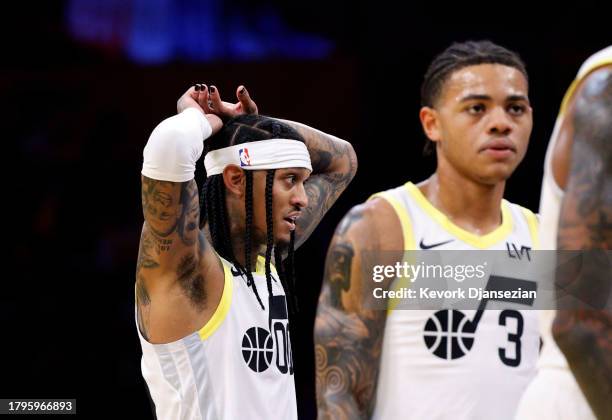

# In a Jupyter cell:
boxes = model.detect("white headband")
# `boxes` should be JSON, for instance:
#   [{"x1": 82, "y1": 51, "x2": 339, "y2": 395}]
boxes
[{"x1": 204, "y1": 139, "x2": 312, "y2": 175}]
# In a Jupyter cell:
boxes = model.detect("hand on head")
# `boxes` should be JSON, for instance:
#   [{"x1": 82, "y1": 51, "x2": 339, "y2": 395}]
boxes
[{"x1": 205, "y1": 84, "x2": 258, "y2": 119}]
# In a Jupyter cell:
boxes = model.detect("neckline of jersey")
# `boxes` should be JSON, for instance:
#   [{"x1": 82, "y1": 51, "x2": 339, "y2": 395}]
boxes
[{"x1": 404, "y1": 182, "x2": 513, "y2": 249}]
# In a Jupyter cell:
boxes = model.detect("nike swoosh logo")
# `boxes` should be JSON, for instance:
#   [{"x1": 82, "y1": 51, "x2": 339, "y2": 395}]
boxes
[{"x1": 419, "y1": 239, "x2": 454, "y2": 249}]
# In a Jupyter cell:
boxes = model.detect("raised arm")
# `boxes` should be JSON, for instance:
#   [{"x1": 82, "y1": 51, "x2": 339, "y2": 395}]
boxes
[
  {"x1": 553, "y1": 65, "x2": 612, "y2": 419},
  {"x1": 279, "y1": 119, "x2": 357, "y2": 248},
  {"x1": 314, "y1": 203, "x2": 388, "y2": 419},
  {"x1": 136, "y1": 87, "x2": 222, "y2": 341}
]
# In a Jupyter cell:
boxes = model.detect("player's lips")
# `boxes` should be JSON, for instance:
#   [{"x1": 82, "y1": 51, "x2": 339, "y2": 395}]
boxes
[
  {"x1": 479, "y1": 138, "x2": 517, "y2": 159},
  {"x1": 283, "y1": 212, "x2": 301, "y2": 231}
]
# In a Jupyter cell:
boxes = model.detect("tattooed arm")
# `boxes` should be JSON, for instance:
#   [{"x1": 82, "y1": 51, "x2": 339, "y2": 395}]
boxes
[
  {"x1": 315, "y1": 199, "x2": 401, "y2": 419},
  {"x1": 553, "y1": 65, "x2": 612, "y2": 420},
  {"x1": 136, "y1": 87, "x2": 223, "y2": 342},
  {"x1": 279, "y1": 119, "x2": 358, "y2": 248}
]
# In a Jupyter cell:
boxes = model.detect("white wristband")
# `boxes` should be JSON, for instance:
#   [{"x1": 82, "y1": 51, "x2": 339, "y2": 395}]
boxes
[{"x1": 142, "y1": 108, "x2": 212, "y2": 182}]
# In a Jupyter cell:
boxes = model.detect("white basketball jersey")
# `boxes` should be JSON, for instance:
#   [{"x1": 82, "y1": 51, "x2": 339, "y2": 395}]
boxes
[
  {"x1": 372, "y1": 182, "x2": 540, "y2": 420},
  {"x1": 537, "y1": 46, "x2": 612, "y2": 371},
  {"x1": 136, "y1": 256, "x2": 296, "y2": 420}
]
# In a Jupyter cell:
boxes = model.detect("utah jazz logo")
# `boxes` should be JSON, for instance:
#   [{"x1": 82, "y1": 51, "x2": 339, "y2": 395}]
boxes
[
  {"x1": 239, "y1": 148, "x2": 251, "y2": 167},
  {"x1": 241, "y1": 295, "x2": 294, "y2": 375}
]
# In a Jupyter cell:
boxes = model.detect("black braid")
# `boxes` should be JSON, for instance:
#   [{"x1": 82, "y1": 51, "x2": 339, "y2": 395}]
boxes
[
  {"x1": 287, "y1": 230, "x2": 298, "y2": 314},
  {"x1": 208, "y1": 177, "x2": 219, "y2": 247},
  {"x1": 244, "y1": 171, "x2": 264, "y2": 309},
  {"x1": 202, "y1": 178, "x2": 214, "y2": 235},
  {"x1": 264, "y1": 170, "x2": 275, "y2": 302},
  {"x1": 218, "y1": 178, "x2": 234, "y2": 262}
]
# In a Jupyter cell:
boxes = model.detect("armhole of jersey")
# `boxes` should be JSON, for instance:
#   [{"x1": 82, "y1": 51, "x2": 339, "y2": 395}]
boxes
[
  {"x1": 368, "y1": 192, "x2": 416, "y2": 250},
  {"x1": 520, "y1": 207, "x2": 540, "y2": 250},
  {"x1": 198, "y1": 258, "x2": 234, "y2": 341}
]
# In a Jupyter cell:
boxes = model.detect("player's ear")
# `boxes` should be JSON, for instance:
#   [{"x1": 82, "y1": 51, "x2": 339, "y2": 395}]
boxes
[
  {"x1": 420, "y1": 106, "x2": 442, "y2": 143},
  {"x1": 223, "y1": 165, "x2": 245, "y2": 197}
]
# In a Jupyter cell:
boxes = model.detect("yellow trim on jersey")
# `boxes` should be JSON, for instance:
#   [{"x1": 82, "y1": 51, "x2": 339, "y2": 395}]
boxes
[
  {"x1": 368, "y1": 191, "x2": 416, "y2": 250},
  {"x1": 198, "y1": 258, "x2": 233, "y2": 341},
  {"x1": 255, "y1": 255, "x2": 278, "y2": 276},
  {"x1": 404, "y1": 182, "x2": 513, "y2": 249},
  {"x1": 520, "y1": 207, "x2": 540, "y2": 250},
  {"x1": 560, "y1": 57, "x2": 612, "y2": 116}
]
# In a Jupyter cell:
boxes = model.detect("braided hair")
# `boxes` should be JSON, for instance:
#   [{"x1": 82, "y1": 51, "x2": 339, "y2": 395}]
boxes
[
  {"x1": 420, "y1": 40, "x2": 528, "y2": 155},
  {"x1": 200, "y1": 114, "x2": 302, "y2": 313}
]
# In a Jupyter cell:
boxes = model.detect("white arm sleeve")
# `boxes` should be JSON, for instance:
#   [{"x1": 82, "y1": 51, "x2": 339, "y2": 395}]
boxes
[{"x1": 141, "y1": 107, "x2": 212, "y2": 182}]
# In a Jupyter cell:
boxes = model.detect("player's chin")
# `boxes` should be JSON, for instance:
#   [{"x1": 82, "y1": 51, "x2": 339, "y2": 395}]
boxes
[
  {"x1": 475, "y1": 163, "x2": 516, "y2": 184},
  {"x1": 273, "y1": 226, "x2": 292, "y2": 246},
  {"x1": 274, "y1": 234, "x2": 291, "y2": 247}
]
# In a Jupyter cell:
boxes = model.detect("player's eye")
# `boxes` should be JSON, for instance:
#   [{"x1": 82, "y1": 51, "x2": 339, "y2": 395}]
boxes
[
  {"x1": 507, "y1": 104, "x2": 526, "y2": 115},
  {"x1": 467, "y1": 103, "x2": 486, "y2": 115}
]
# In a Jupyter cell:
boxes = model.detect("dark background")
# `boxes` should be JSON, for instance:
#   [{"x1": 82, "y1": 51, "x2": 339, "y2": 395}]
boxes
[{"x1": 2, "y1": 1, "x2": 609, "y2": 418}]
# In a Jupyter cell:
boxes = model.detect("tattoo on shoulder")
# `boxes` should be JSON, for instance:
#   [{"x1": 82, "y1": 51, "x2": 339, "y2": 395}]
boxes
[
  {"x1": 326, "y1": 242, "x2": 354, "y2": 308},
  {"x1": 336, "y1": 207, "x2": 364, "y2": 236}
]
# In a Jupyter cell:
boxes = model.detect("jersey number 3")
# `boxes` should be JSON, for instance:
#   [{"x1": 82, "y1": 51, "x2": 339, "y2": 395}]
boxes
[{"x1": 498, "y1": 310, "x2": 523, "y2": 367}]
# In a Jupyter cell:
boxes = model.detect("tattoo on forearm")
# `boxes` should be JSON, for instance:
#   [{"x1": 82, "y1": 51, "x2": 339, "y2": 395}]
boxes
[
  {"x1": 283, "y1": 124, "x2": 357, "y2": 249},
  {"x1": 312, "y1": 149, "x2": 333, "y2": 173}
]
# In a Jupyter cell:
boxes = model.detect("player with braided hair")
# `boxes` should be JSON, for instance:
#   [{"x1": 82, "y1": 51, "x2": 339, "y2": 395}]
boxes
[{"x1": 136, "y1": 83, "x2": 357, "y2": 419}]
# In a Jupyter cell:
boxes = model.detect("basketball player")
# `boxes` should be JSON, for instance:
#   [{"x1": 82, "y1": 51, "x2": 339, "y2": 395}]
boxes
[
  {"x1": 315, "y1": 41, "x2": 540, "y2": 419},
  {"x1": 136, "y1": 83, "x2": 357, "y2": 419},
  {"x1": 515, "y1": 46, "x2": 611, "y2": 420}
]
